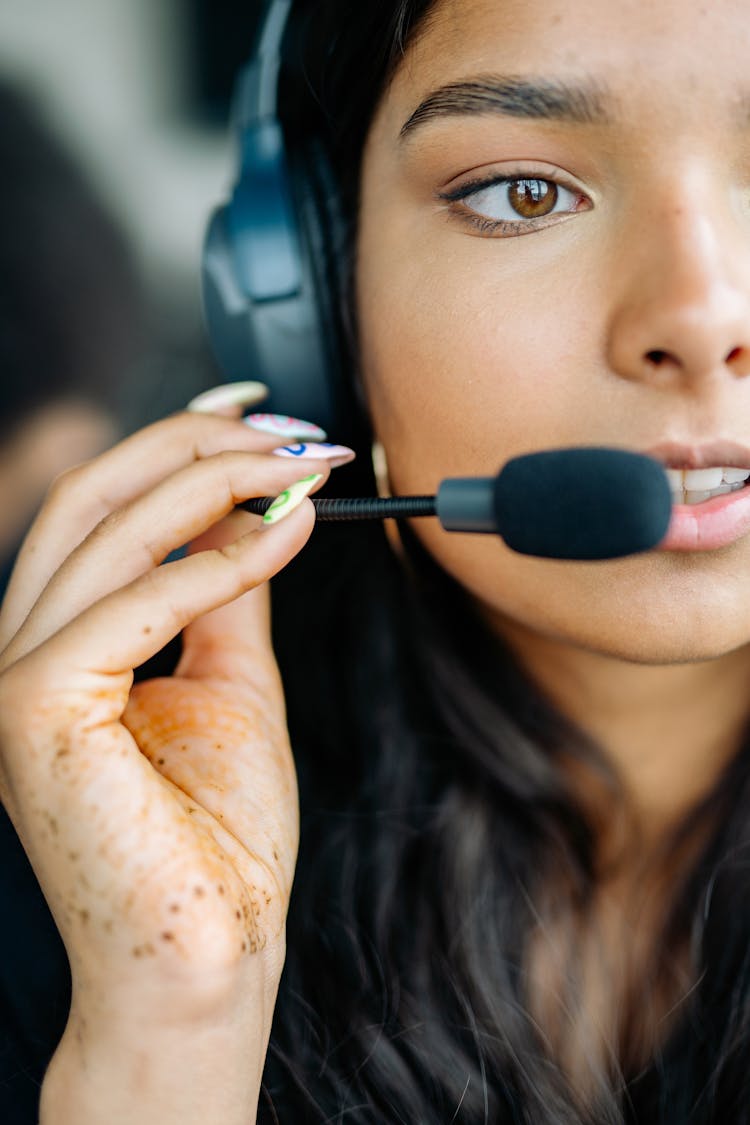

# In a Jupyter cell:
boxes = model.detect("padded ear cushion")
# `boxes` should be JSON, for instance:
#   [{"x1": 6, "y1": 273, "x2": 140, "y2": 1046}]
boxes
[{"x1": 286, "y1": 137, "x2": 371, "y2": 443}]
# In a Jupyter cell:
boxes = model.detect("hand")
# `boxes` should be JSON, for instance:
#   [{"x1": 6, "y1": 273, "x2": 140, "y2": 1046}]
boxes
[{"x1": 0, "y1": 411, "x2": 333, "y2": 1041}]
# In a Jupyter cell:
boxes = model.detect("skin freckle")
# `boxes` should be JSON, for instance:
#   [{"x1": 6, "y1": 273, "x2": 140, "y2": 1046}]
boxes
[
  {"x1": 132, "y1": 942, "x2": 156, "y2": 958},
  {"x1": 193, "y1": 886, "x2": 205, "y2": 898},
  {"x1": 161, "y1": 931, "x2": 174, "y2": 942},
  {"x1": 169, "y1": 903, "x2": 180, "y2": 913},
  {"x1": 42, "y1": 812, "x2": 59, "y2": 835}
]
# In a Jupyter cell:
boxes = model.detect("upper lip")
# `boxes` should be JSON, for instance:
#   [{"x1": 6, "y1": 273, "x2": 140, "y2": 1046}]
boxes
[{"x1": 643, "y1": 440, "x2": 750, "y2": 469}]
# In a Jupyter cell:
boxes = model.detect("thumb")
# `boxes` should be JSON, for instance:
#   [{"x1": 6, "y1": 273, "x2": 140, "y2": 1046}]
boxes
[{"x1": 175, "y1": 508, "x2": 297, "y2": 690}]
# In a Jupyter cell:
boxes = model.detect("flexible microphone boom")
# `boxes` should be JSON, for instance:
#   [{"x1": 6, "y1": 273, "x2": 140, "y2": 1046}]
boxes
[{"x1": 241, "y1": 447, "x2": 672, "y2": 560}]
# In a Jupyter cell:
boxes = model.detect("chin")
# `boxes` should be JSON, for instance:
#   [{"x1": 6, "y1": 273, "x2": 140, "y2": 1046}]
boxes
[
  {"x1": 517, "y1": 592, "x2": 750, "y2": 667},
  {"x1": 583, "y1": 562, "x2": 750, "y2": 664},
  {"x1": 418, "y1": 522, "x2": 750, "y2": 665},
  {"x1": 568, "y1": 627, "x2": 748, "y2": 667}
]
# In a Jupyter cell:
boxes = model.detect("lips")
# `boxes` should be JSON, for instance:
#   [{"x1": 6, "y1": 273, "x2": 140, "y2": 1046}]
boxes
[
  {"x1": 643, "y1": 439, "x2": 750, "y2": 470},
  {"x1": 635, "y1": 440, "x2": 750, "y2": 549},
  {"x1": 608, "y1": 439, "x2": 750, "y2": 550}
]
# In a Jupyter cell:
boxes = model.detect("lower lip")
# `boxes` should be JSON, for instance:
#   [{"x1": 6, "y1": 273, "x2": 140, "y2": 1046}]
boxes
[{"x1": 658, "y1": 484, "x2": 750, "y2": 551}]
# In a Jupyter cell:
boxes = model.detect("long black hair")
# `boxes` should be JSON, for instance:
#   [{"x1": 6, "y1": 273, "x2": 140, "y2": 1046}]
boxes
[{"x1": 263, "y1": 3, "x2": 750, "y2": 1120}]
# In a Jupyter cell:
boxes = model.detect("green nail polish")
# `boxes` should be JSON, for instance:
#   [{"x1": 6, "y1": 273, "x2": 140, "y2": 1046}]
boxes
[{"x1": 263, "y1": 474, "x2": 323, "y2": 526}]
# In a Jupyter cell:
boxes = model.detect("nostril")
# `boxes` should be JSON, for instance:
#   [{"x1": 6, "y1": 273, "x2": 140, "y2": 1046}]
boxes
[
  {"x1": 646, "y1": 350, "x2": 668, "y2": 366},
  {"x1": 725, "y1": 346, "x2": 750, "y2": 377}
]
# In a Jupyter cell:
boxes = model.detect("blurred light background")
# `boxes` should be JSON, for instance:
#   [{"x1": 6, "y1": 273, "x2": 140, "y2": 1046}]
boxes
[
  {"x1": 0, "y1": 1, "x2": 264, "y2": 587},
  {"x1": 0, "y1": 0, "x2": 264, "y2": 426}
]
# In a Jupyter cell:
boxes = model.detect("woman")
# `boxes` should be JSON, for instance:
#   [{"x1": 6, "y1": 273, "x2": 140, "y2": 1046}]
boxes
[{"x1": 2, "y1": 0, "x2": 750, "y2": 1120}]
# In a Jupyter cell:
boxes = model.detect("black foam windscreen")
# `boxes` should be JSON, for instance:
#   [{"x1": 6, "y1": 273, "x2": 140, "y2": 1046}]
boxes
[{"x1": 493, "y1": 448, "x2": 672, "y2": 560}]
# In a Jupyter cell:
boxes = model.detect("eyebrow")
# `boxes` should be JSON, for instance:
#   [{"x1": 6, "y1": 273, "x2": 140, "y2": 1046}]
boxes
[{"x1": 399, "y1": 76, "x2": 611, "y2": 139}]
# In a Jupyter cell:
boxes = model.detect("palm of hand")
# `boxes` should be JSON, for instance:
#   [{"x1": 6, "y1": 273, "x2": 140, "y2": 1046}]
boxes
[{"x1": 116, "y1": 673, "x2": 299, "y2": 969}]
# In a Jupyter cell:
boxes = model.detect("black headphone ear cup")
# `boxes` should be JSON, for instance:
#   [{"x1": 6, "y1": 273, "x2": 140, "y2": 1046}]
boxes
[{"x1": 287, "y1": 138, "x2": 370, "y2": 443}]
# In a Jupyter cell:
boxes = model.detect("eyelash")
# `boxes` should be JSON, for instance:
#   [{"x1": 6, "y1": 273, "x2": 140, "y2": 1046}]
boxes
[{"x1": 437, "y1": 172, "x2": 590, "y2": 236}]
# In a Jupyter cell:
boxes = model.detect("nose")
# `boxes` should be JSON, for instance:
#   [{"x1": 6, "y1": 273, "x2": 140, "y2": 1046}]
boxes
[{"x1": 606, "y1": 198, "x2": 750, "y2": 388}]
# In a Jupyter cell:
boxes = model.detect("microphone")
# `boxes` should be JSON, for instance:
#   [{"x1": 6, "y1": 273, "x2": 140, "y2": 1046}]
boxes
[{"x1": 240, "y1": 447, "x2": 672, "y2": 560}]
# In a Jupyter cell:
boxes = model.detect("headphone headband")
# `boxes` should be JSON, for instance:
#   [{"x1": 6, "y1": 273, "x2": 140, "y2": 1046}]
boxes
[{"x1": 232, "y1": 0, "x2": 291, "y2": 128}]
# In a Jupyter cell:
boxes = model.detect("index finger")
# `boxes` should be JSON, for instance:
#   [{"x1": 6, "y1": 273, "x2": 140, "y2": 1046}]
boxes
[{"x1": 0, "y1": 412, "x2": 291, "y2": 648}]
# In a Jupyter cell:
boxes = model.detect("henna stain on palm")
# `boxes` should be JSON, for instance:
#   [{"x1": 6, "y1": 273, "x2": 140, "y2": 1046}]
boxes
[{"x1": 132, "y1": 942, "x2": 156, "y2": 958}]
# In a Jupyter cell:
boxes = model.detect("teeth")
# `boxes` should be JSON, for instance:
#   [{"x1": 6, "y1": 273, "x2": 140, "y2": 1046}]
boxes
[
  {"x1": 666, "y1": 466, "x2": 750, "y2": 505},
  {"x1": 683, "y1": 468, "x2": 724, "y2": 490}
]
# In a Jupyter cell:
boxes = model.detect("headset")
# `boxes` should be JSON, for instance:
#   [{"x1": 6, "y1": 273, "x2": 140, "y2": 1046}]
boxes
[{"x1": 201, "y1": 0, "x2": 369, "y2": 456}]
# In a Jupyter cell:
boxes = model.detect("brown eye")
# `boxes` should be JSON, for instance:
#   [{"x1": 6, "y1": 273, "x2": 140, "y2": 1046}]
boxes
[
  {"x1": 508, "y1": 179, "x2": 558, "y2": 218},
  {"x1": 444, "y1": 173, "x2": 588, "y2": 232}
]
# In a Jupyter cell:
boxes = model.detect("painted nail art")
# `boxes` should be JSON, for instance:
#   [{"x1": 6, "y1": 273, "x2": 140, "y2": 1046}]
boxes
[
  {"x1": 186, "y1": 381, "x2": 269, "y2": 414},
  {"x1": 271, "y1": 442, "x2": 356, "y2": 468},
  {"x1": 244, "y1": 414, "x2": 327, "y2": 441},
  {"x1": 263, "y1": 474, "x2": 323, "y2": 526}
]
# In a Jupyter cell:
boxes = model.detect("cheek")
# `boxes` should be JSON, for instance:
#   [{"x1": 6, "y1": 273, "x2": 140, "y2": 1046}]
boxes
[{"x1": 356, "y1": 222, "x2": 604, "y2": 496}]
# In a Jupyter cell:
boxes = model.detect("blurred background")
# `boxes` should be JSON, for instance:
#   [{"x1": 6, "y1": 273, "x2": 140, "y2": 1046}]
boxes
[{"x1": 0, "y1": 0, "x2": 265, "y2": 590}]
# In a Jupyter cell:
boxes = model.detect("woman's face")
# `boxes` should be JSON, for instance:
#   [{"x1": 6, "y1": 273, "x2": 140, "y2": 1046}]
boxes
[{"x1": 356, "y1": 0, "x2": 750, "y2": 665}]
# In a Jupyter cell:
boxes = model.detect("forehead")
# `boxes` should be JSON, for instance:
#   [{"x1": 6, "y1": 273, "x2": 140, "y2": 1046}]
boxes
[{"x1": 378, "y1": 0, "x2": 749, "y2": 133}]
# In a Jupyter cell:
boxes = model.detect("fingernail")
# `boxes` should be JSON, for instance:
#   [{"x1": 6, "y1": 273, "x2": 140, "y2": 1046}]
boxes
[
  {"x1": 244, "y1": 414, "x2": 327, "y2": 441},
  {"x1": 263, "y1": 474, "x2": 323, "y2": 526},
  {"x1": 187, "y1": 382, "x2": 269, "y2": 414},
  {"x1": 271, "y1": 442, "x2": 356, "y2": 468}
]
